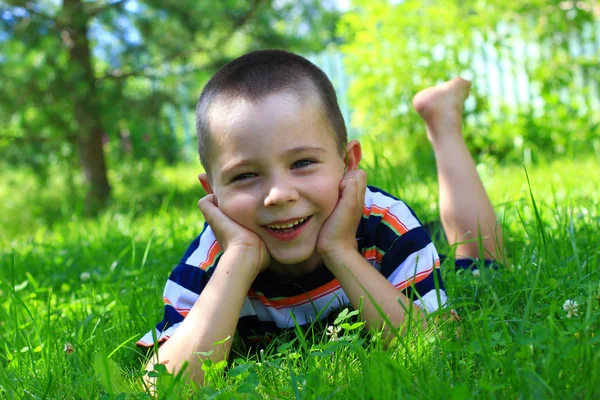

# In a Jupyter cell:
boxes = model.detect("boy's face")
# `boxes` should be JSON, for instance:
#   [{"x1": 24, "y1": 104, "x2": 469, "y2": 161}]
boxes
[{"x1": 200, "y1": 91, "x2": 359, "y2": 271}]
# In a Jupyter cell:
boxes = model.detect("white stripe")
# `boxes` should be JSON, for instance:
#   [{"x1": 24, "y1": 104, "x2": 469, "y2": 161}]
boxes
[
  {"x1": 364, "y1": 188, "x2": 421, "y2": 231},
  {"x1": 364, "y1": 187, "x2": 396, "y2": 209},
  {"x1": 249, "y1": 298, "x2": 277, "y2": 323},
  {"x1": 387, "y1": 242, "x2": 440, "y2": 286},
  {"x1": 163, "y1": 279, "x2": 199, "y2": 314},
  {"x1": 240, "y1": 296, "x2": 257, "y2": 318},
  {"x1": 253, "y1": 288, "x2": 351, "y2": 328},
  {"x1": 137, "y1": 322, "x2": 182, "y2": 347},
  {"x1": 185, "y1": 226, "x2": 218, "y2": 267},
  {"x1": 414, "y1": 289, "x2": 447, "y2": 313}
]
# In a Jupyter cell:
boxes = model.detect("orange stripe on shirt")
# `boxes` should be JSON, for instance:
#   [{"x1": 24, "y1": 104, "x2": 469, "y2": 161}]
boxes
[
  {"x1": 248, "y1": 279, "x2": 341, "y2": 309},
  {"x1": 395, "y1": 268, "x2": 432, "y2": 291},
  {"x1": 362, "y1": 247, "x2": 385, "y2": 264},
  {"x1": 363, "y1": 204, "x2": 409, "y2": 235},
  {"x1": 137, "y1": 336, "x2": 170, "y2": 348},
  {"x1": 363, "y1": 204, "x2": 388, "y2": 217},
  {"x1": 199, "y1": 241, "x2": 222, "y2": 270},
  {"x1": 394, "y1": 259, "x2": 440, "y2": 291},
  {"x1": 382, "y1": 210, "x2": 408, "y2": 235}
]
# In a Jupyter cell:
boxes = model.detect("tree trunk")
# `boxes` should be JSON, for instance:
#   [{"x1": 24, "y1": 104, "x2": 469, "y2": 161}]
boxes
[{"x1": 62, "y1": 0, "x2": 111, "y2": 213}]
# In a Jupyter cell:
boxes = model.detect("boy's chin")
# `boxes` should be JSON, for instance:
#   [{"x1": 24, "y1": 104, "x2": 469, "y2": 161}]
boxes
[{"x1": 268, "y1": 247, "x2": 321, "y2": 269}]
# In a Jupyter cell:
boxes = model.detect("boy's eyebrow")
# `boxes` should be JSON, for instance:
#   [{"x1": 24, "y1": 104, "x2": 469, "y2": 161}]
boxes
[
  {"x1": 284, "y1": 146, "x2": 328, "y2": 156},
  {"x1": 220, "y1": 159, "x2": 253, "y2": 176}
]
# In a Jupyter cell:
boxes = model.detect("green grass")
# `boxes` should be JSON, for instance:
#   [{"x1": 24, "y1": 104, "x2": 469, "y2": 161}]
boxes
[{"x1": 1, "y1": 152, "x2": 599, "y2": 399}]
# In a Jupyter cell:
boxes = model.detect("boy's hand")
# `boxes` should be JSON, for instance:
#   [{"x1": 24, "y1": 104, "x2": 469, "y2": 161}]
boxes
[
  {"x1": 198, "y1": 194, "x2": 270, "y2": 273},
  {"x1": 316, "y1": 170, "x2": 367, "y2": 258}
]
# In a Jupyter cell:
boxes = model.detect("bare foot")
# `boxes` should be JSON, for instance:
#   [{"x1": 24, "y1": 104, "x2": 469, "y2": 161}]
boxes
[{"x1": 412, "y1": 78, "x2": 471, "y2": 144}]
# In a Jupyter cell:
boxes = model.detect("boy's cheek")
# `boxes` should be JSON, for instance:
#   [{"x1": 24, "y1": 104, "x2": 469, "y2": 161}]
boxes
[{"x1": 319, "y1": 202, "x2": 339, "y2": 225}]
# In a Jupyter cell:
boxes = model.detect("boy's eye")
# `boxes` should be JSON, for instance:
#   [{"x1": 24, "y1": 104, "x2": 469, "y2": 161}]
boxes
[
  {"x1": 292, "y1": 159, "x2": 314, "y2": 169},
  {"x1": 232, "y1": 172, "x2": 256, "y2": 182}
]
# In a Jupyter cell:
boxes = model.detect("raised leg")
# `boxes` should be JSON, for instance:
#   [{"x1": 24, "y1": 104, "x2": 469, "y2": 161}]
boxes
[{"x1": 412, "y1": 78, "x2": 503, "y2": 260}]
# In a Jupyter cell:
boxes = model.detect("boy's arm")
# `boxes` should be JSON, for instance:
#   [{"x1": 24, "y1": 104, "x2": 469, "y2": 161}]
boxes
[
  {"x1": 318, "y1": 170, "x2": 429, "y2": 335},
  {"x1": 322, "y1": 250, "x2": 425, "y2": 333},
  {"x1": 147, "y1": 246, "x2": 260, "y2": 384},
  {"x1": 146, "y1": 194, "x2": 269, "y2": 386}
]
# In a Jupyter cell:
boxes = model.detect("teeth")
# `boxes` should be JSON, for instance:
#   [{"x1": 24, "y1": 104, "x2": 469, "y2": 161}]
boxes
[{"x1": 267, "y1": 217, "x2": 307, "y2": 229}]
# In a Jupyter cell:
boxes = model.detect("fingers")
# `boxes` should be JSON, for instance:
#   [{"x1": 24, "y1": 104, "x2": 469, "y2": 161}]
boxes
[
  {"x1": 198, "y1": 194, "x2": 234, "y2": 239},
  {"x1": 354, "y1": 170, "x2": 367, "y2": 205},
  {"x1": 198, "y1": 193, "x2": 217, "y2": 208},
  {"x1": 197, "y1": 194, "x2": 270, "y2": 272},
  {"x1": 339, "y1": 174, "x2": 356, "y2": 199},
  {"x1": 339, "y1": 170, "x2": 367, "y2": 214},
  {"x1": 339, "y1": 170, "x2": 365, "y2": 190},
  {"x1": 317, "y1": 170, "x2": 367, "y2": 256},
  {"x1": 198, "y1": 194, "x2": 240, "y2": 249},
  {"x1": 197, "y1": 194, "x2": 219, "y2": 225}
]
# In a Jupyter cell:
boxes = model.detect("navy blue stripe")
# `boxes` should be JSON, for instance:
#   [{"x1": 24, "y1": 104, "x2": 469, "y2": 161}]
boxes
[
  {"x1": 206, "y1": 254, "x2": 223, "y2": 278},
  {"x1": 455, "y1": 258, "x2": 498, "y2": 270},
  {"x1": 356, "y1": 214, "x2": 369, "y2": 241},
  {"x1": 362, "y1": 216, "x2": 413, "y2": 256},
  {"x1": 168, "y1": 263, "x2": 209, "y2": 295},
  {"x1": 155, "y1": 306, "x2": 185, "y2": 333},
  {"x1": 380, "y1": 226, "x2": 433, "y2": 278},
  {"x1": 178, "y1": 228, "x2": 206, "y2": 264},
  {"x1": 415, "y1": 268, "x2": 445, "y2": 295},
  {"x1": 252, "y1": 265, "x2": 335, "y2": 298},
  {"x1": 402, "y1": 268, "x2": 445, "y2": 299}
]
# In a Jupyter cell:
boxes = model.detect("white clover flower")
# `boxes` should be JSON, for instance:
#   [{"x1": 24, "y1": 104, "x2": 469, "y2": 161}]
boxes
[
  {"x1": 562, "y1": 299, "x2": 579, "y2": 319},
  {"x1": 326, "y1": 325, "x2": 341, "y2": 341},
  {"x1": 472, "y1": 269, "x2": 480, "y2": 278},
  {"x1": 80, "y1": 272, "x2": 91, "y2": 282}
]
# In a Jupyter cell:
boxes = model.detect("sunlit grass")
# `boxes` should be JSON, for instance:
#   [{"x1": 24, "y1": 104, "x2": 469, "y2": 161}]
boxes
[{"x1": 1, "y1": 151, "x2": 599, "y2": 398}]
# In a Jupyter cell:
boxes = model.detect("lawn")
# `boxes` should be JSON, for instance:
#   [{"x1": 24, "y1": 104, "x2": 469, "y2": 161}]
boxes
[{"x1": 1, "y1": 150, "x2": 599, "y2": 399}]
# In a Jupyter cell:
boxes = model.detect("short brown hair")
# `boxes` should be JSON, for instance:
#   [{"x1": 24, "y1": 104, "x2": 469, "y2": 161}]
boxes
[{"x1": 196, "y1": 49, "x2": 347, "y2": 171}]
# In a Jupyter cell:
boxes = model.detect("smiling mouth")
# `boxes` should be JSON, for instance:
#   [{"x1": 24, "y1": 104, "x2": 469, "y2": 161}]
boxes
[{"x1": 264, "y1": 216, "x2": 311, "y2": 234}]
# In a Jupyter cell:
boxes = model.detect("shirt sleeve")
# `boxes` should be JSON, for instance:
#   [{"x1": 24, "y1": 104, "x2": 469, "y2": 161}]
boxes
[
  {"x1": 137, "y1": 224, "x2": 221, "y2": 347},
  {"x1": 370, "y1": 198, "x2": 447, "y2": 313}
]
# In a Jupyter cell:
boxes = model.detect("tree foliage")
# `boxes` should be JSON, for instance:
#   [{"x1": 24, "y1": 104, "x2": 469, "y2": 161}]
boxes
[
  {"x1": 339, "y1": 0, "x2": 599, "y2": 167},
  {"x1": 0, "y1": 0, "x2": 341, "y2": 211}
]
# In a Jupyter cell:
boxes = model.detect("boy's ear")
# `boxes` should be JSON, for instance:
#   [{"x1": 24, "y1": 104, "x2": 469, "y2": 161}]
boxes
[
  {"x1": 344, "y1": 140, "x2": 362, "y2": 172},
  {"x1": 198, "y1": 173, "x2": 213, "y2": 194}
]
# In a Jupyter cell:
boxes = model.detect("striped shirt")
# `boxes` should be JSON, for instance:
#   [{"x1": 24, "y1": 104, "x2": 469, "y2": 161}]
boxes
[{"x1": 138, "y1": 186, "x2": 447, "y2": 347}]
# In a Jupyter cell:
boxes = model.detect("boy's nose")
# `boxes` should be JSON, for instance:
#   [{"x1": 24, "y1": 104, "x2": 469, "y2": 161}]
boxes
[{"x1": 264, "y1": 181, "x2": 299, "y2": 207}]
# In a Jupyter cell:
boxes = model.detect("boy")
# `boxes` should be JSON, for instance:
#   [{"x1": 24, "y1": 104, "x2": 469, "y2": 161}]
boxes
[{"x1": 138, "y1": 50, "x2": 502, "y2": 384}]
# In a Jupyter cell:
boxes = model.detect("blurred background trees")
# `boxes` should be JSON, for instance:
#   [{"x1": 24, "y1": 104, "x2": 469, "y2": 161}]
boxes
[
  {"x1": 340, "y1": 0, "x2": 599, "y2": 173},
  {"x1": 1, "y1": 0, "x2": 598, "y2": 215},
  {"x1": 0, "y1": 0, "x2": 340, "y2": 212}
]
